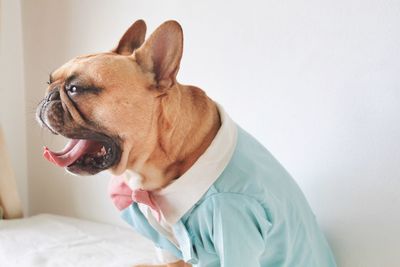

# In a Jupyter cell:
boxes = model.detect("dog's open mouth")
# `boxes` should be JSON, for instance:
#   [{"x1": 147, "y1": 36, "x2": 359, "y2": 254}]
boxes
[{"x1": 43, "y1": 137, "x2": 120, "y2": 175}]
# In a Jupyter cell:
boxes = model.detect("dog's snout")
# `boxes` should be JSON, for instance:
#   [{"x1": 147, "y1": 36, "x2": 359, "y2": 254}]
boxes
[{"x1": 46, "y1": 90, "x2": 60, "y2": 102}]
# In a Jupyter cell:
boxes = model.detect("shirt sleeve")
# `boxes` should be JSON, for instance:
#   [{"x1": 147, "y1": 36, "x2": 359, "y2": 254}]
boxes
[{"x1": 208, "y1": 193, "x2": 271, "y2": 267}]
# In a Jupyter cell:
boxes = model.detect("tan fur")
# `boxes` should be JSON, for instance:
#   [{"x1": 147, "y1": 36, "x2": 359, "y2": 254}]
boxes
[{"x1": 42, "y1": 21, "x2": 221, "y2": 266}]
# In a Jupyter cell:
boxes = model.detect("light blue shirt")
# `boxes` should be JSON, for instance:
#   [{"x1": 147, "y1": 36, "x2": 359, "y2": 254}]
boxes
[{"x1": 121, "y1": 107, "x2": 336, "y2": 267}]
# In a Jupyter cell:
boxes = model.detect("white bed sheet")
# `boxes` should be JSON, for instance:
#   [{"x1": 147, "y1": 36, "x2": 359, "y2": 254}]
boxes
[{"x1": 0, "y1": 214, "x2": 156, "y2": 267}]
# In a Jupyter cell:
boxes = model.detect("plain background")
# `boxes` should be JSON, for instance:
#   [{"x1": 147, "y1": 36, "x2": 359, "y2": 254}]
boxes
[{"x1": 1, "y1": 0, "x2": 400, "y2": 266}]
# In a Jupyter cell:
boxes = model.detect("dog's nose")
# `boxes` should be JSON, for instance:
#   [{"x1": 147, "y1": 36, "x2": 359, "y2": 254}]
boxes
[{"x1": 46, "y1": 90, "x2": 60, "y2": 102}]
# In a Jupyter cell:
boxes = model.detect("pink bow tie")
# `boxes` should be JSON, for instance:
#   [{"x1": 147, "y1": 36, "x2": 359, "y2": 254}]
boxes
[{"x1": 108, "y1": 175, "x2": 161, "y2": 221}]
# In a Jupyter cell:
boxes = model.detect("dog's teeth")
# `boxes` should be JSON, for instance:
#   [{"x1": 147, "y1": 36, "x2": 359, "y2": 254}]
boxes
[
  {"x1": 84, "y1": 146, "x2": 111, "y2": 168},
  {"x1": 95, "y1": 146, "x2": 107, "y2": 157}
]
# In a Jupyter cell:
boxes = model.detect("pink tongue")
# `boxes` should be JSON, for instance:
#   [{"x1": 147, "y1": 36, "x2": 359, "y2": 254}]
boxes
[{"x1": 43, "y1": 139, "x2": 99, "y2": 167}]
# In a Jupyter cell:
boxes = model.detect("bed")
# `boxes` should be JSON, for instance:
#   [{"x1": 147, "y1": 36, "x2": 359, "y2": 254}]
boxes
[{"x1": 0, "y1": 213, "x2": 156, "y2": 267}]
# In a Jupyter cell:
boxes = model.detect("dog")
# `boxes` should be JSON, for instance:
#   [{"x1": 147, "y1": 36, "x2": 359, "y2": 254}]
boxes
[{"x1": 36, "y1": 20, "x2": 336, "y2": 267}]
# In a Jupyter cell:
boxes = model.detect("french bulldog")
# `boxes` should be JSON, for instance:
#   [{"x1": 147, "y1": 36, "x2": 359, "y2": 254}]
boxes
[{"x1": 37, "y1": 20, "x2": 336, "y2": 267}]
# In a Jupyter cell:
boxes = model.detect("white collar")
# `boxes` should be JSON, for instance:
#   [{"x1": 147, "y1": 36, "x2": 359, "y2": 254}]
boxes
[{"x1": 151, "y1": 104, "x2": 238, "y2": 225}]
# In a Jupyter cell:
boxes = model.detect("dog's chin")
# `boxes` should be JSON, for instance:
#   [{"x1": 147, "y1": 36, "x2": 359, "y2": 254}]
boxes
[{"x1": 43, "y1": 127, "x2": 122, "y2": 176}]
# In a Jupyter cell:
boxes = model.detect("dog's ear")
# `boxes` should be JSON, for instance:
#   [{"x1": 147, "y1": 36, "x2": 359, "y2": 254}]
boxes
[
  {"x1": 113, "y1": 20, "x2": 147, "y2": 55},
  {"x1": 134, "y1": 20, "x2": 183, "y2": 89}
]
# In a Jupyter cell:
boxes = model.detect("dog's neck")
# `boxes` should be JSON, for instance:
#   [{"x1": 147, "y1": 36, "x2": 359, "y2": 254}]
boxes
[{"x1": 127, "y1": 83, "x2": 221, "y2": 190}]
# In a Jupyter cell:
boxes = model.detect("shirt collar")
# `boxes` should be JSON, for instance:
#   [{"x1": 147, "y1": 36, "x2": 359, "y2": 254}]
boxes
[{"x1": 152, "y1": 104, "x2": 238, "y2": 225}]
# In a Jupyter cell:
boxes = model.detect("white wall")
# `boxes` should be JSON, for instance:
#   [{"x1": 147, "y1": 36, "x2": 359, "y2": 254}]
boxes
[
  {"x1": 0, "y1": 0, "x2": 28, "y2": 215},
  {"x1": 19, "y1": 0, "x2": 400, "y2": 266}
]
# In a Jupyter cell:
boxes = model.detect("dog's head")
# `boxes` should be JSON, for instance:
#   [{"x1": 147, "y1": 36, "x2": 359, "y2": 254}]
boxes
[{"x1": 36, "y1": 20, "x2": 183, "y2": 176}]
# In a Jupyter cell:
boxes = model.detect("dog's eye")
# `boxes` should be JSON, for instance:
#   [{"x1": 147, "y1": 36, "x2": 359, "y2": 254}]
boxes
[{"x1": 66, "y1": 85, "x2": 82, "y2": 96}]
